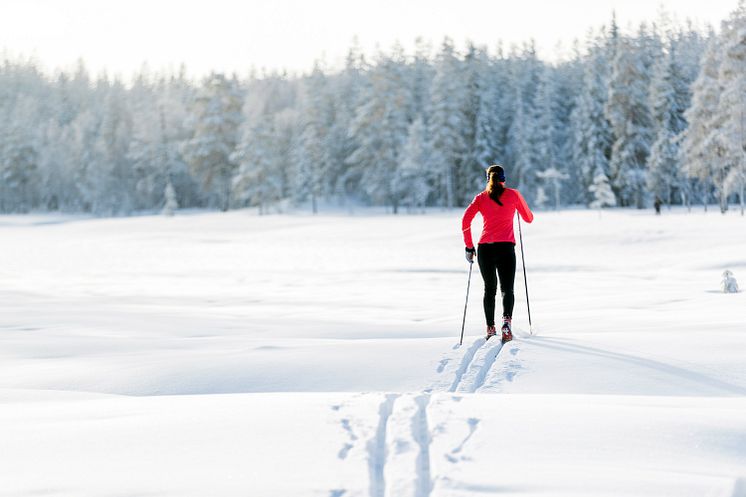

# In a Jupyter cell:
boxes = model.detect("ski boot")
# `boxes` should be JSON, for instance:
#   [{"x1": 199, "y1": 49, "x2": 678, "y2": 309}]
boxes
[
  {"x1": 501, "y1": 318, "x2": 513, "y2": 344},
  {"x1": 486, "y1": 325, "x2": 497, "y2": 340}
]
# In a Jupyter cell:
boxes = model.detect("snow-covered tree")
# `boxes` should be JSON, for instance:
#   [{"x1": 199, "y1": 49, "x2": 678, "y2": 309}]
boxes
[
  {"x1": 396, "y1": 116, "x2": 432, "y2": 212},
  {"x1": 717, "y1": 5, "x2": 746, "y2": 214},
  {"x1": 326, "y1": 45, "x2": 365, "y2": 201},
  {"x1": 162, "y1": 181, "x2": 178, "y2": 216},
  {"x1": 295, "y1": 65, "x2": 333, "y2": 213},
  {"x1": 0, "y1": 106, "x2": 40, "y2": 212},
  {"x1": 182, "y1": 73, "x2": 243, "y2": 211},
  {"x1": 552, "y1": 46, "x2": 583, "y2": 203},
  {"x1": 127, "y1": 76, "x2": 166, "y2": 210},
  {"x1": 535, "y1": 186, "x2": 548, "y2": 209},
  {"x1": 0, "y1": 17, "x2": 733, "y2": 215},
  {"x1": 681, "y1": 37, "x2": 725, "y2": 211},
  {"x1": 605, "y1": 36, "x2": 655, "y2": 208},
  {"x1": 536, "y1": 167, "x2": 570, "y2": 210},
  {"x1": 232, "y1": 114, "x2": 285, "y2": 214},
  {"x1": 89, "y1": 81, "x2": 134, "y2": 215},
  {"x1": 506, "y1": 43, "x2": 543, "y2": 199},
  {"x1": 571, "y1": 32, "x2": 614, "y2": 206},
  {"x1": 428, "y1": 38, "x2": 466, "y2": 208},
  {"x1": 347, "y1": 46, "x2": 412, "y2": 213},
  {"x1": 534, "y1": 67, "x2": 559, "y2": 174},
  {"x1": 647, "y1": 42, "x2": 688, "y2": 206},
  {"x1": 588, "y1": 166, "x2": 617, "y2": 210},
  {"x1": 461, "y1": 43, "x2": 496, "y2": 197}
]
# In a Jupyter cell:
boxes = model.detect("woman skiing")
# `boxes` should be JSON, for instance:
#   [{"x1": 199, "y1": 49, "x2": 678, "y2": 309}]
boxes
[{"x1": 462, "y1": 165, "x2": 534, "y2": 343}]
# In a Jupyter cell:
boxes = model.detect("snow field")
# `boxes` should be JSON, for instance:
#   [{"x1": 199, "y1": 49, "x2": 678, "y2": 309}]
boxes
[
  {"x1": 1, "y1": 208, "x2": 746, "y2": 496},
  {"x1": 3, "y1": 388, "x2": 745, "y2": 497}
]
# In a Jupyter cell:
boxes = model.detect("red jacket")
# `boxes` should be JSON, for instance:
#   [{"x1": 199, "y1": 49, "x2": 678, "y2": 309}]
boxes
[{"x1": 462, "y1": 188, "x2": 534, "y2": 248}]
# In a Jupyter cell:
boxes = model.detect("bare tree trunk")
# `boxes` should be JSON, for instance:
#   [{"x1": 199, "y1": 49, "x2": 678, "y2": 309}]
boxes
[
  {"x1": 554, "y1": 181, "x2": 560, "y2": 210},
  {"x1": 720, "y1": 186, "x2": 728, "y2": 214},
  {"x1": 221, "y1": 175, "x2": 231, "y2": 212},
  {"x1": 444, "y1": 166, "x2": 454, "y2": 209},
  {"x1": 703, "y1": 187, "x2": 708, "y2": 213}
]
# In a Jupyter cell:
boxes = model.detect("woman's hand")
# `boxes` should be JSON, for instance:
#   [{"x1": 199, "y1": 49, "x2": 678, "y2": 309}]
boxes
[{"x1": 465, "y1": 247, "x2": 476, "y2": 264}]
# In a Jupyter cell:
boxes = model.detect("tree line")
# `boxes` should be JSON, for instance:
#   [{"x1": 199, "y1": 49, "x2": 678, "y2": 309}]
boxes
[{"x1": 1, "y1": 5, "x2": 745, "y2": 216}]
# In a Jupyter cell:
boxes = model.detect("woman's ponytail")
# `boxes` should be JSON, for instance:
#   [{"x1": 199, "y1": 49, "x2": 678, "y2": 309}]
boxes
[{"x1": 486, "y1": 164, "x2": 506, "y2": 206}]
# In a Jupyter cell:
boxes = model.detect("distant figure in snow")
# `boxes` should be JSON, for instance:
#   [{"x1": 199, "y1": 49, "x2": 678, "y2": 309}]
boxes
[
  {"x1": 654, "y1": 197, "x2": 662, "y2": 215},
  {"x1": 462, "y1": 165, "x2": 534, "y2": 343},
  {"x1": 721, "y1": 270, "x2": 739, "y2": 293}
]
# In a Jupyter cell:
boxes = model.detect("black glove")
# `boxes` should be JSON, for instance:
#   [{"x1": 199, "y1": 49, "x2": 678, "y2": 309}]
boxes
[{"x1": 465, "y1": 247, "x2": 476, "y2": 263}]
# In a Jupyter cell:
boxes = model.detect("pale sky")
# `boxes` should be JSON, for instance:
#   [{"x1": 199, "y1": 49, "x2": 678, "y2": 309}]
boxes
[{"x1": 0, "y1": 0, "x2": 738, "y2": 79}]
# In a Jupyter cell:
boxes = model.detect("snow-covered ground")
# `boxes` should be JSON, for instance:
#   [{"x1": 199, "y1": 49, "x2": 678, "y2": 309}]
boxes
[{"x1": 1, "y1": 208, "x2": 745, "y2": 496}]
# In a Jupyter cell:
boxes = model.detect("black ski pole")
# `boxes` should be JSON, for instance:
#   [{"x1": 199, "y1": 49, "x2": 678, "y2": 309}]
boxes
[
  {"x1": 517, "y1": 214, "x2": 533, "y2": 334},
  {"x1": 459, "y1": 260, "x2": 474, "y2": 346}
]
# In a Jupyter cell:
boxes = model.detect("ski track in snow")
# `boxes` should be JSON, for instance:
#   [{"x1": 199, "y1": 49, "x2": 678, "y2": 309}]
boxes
[
  {"x1": 412, "y1": 395, "x2": 432, "y2": 497},
  {"x1": 361, "y1": 393, "x2": 436, "y2": 497},
  {"x1": 353, "y1": 336, "x2": 523, "y2": 495},
  {"x1": 448, "y1": 338, "x2": 485, "y2": 392},
  {"x1": 454, "y1": 339, "x2": 506, "y2": 393},
  {"x1": 367, "y1": 394, "x2": 399, "y2": 497},
  {"x1": 478, "y1": 340, "x2": 524, "y2": 393}
]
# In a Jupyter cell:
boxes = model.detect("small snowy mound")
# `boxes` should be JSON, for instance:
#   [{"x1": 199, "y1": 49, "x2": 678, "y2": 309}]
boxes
[{"x1": 721, "y1": 270, "x2": 739, "y2": 293}]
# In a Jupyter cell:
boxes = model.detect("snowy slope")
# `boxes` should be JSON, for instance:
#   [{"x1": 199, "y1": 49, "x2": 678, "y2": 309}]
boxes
[{"x1": 1, "y1": 208, "x2": 745, "y2": 496}]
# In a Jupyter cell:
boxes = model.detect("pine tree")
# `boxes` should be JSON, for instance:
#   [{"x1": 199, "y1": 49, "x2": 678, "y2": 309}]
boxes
[
  {"x1": 534, "y1": 67, "x2": 557, "y2": 171},
  {"x1": 326, "y1": 45, "x2": 365, "y2": 201},
  {"x1": 605, "y1": 36, "x2": 655, "y2": 208},
  {"x1": 534, "y1": 67, "x2": 561, "y2": 181},
  {"x1": 589, "y1": 166, "x2": 617, "y2": 210},
  {"x1": 127, "y1": 75, "x2": 165, "y2": 210},
  {"x1": 396, "y1": 116, "x2": 432, "y2": 212},
  {"x1": 681, "y1": 37, "x2": 724, "y2": 211},
  {"x1": 571, "y1": 33, "x2": 614, "y2": 205},
  {"x1": 647, "y1": 43, "x2": 688, "y2": 206},
  {"x1": 717, "y1": 4, "x2": 746, "y2": 214},
  {"x1": 347, "y1": 46, "x2": 412, "y2": 213},
  {"x1": 428, "y1": 38, "x2": 466, "y2": 208},
  {"x1": 506, "y1": 43, "x2": 543, "y2": 199},
  {"x1": 162, "y1": 181, "x2": 178, "y2": 216},
  {"x1": 670, "y1": 28, "x2": 707, "y2": 210},
  {"x1": 182, "y1": 73, "x2": 243, "y2": 211},
  {"x1": 0, "y1": 102, "x2": 40, "y2": 213},
  {"x1": 158, "y1": 68, "x2": 200, "y2": 209},
  {"x1": 232, "y1": 117, "x2": 284, "y2": 215},
  {"x1": 295, "y1": 65, "x2": 332, "y2": 213},
  {"x1": 535, "y1": 167, "x2": 569, "y2": 210},
  {"x1": 473, "y1": 59, "x2": 503, "y2": 171},
  {"x1": 508, "y1": 86, "x2": 541, "y2": 198},
  {"x1": 553, "y1": 46, "x2": 583, "y2": 203},
  {"x1": 411, "y1": 38, "x2": 435, "y2": 119},
  {"x1": 89, "y1": 81, "x2": 134, "y2": 215},
  {"x1": 461, "y1": 43, "x2": 492, "y2": 198}
]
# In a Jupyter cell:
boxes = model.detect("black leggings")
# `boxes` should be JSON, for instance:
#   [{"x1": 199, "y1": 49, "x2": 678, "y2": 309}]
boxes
[{"x1": 477, "y1": 242, "x2": 516, "y2": 326}]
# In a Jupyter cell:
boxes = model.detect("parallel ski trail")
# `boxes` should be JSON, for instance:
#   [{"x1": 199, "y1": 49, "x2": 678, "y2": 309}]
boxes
[
  {"x1": 367, "y1": 394, "x2": 399, "y2": 497},
  {"x1": 449, "y1": 338, "x2": 485, "y2": 392},
  {"x1": 378, "y1": 394, "x2": 433, "y2": 497},
  {"x1": 412, "y1": 395, "x2": 432, "y2": 497},
  {"x1": 471, "y1": 343, "x2": 503, "y2": 392},
  {"x1": 478, "y1": 339, "x2": 524, "y2": 392},
  {"x1": 456, "y1": 340, "x2": 503, "y2": 393},
  {"x1": 355, "y1": 336, "x2": 524, "y2": 495}
]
